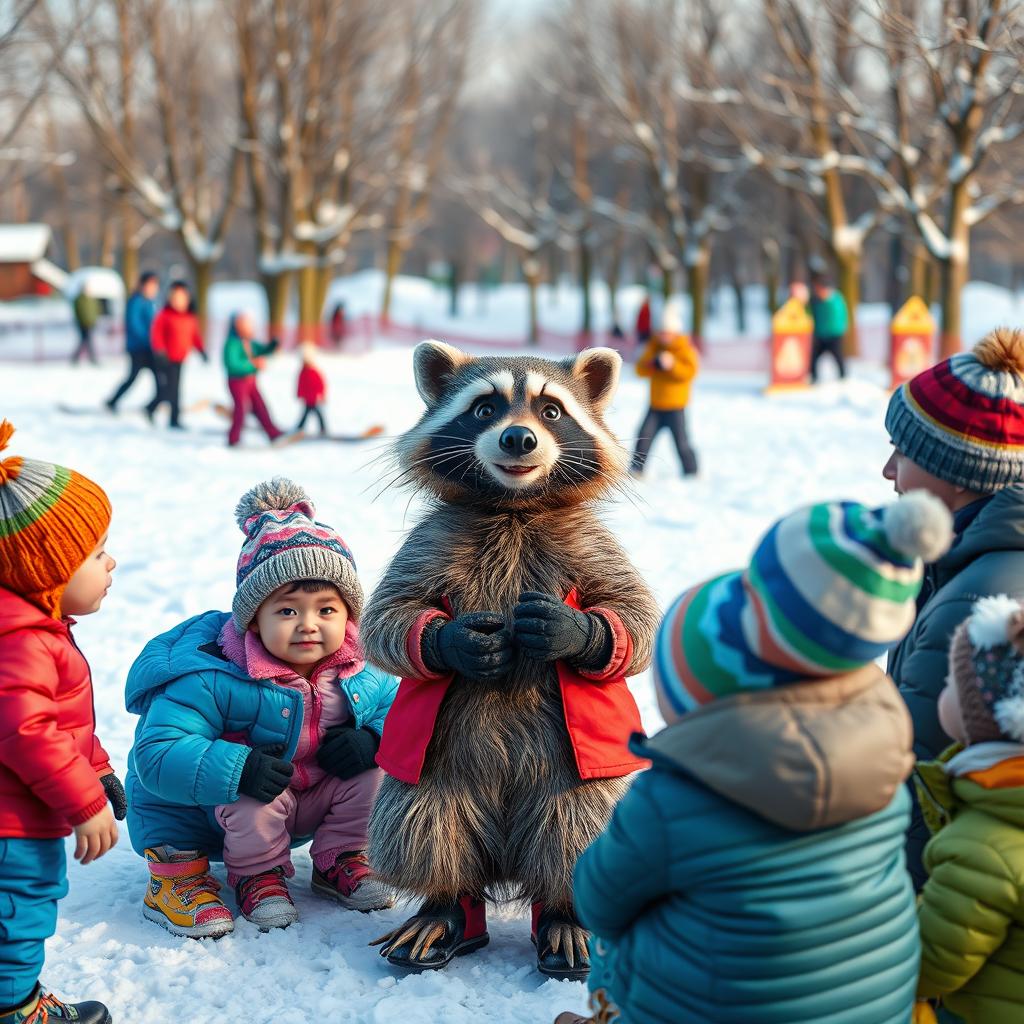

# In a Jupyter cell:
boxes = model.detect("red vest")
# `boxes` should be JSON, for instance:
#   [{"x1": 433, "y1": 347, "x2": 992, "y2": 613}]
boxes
[{"x1": 376, "y1": 591, "x2": 648, "y2": 785}]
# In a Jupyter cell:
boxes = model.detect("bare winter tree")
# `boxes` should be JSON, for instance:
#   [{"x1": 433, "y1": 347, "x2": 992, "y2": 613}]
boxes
[
  {"x1": 585, "y1": 0, "x2": 750, "y2": 345},
  {"x1": 46, "y1": 0, "x2": 244, "y2": 326},
  {"x1": 379, "y1": 0, "x2": 477, "y2": 321},
  {"x1": 847, "y1": 0, "x2": 1024, "y2": 354}
]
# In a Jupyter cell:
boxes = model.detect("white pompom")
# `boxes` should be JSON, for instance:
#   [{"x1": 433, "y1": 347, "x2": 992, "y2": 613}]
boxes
[
  {"x1": 884, "y1": 490, "x2": 953, "y2": 563},
  {"x1": 967, "y1": 594, "x2": 1024, "y2": 649},
  {"x1": 234, "y1": 477, "x2": 312, "y2": 529},
  {"x1": 994, "y1": 692, "x2": 1024, "y2": 743}
]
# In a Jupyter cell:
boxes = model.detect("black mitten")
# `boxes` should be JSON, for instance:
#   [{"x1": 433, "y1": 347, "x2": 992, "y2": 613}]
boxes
[
  {"x1": 237, "y1": 746, "x2": 294, "y2": 803},
  {"x1": 514, "y1": 592, "x2": 613, "y2": 669},
  {"x1": 422, "y1": 612, "x2": 515, "y2": 683},
  {"x1": 101, "y1": 773, "x2": 127, "y2": 820},
  {"x1": 317, "y1": 723, "x2": 380, "y2": 780}
]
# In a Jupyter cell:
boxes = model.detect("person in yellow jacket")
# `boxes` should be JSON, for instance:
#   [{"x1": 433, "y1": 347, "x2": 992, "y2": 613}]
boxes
[
  {"x1": 913, "y1": 593, "x2": 1024, "y2": 1024},
  {"x1": 630, "y1": 306, "x2": 699, "y2": 478}
]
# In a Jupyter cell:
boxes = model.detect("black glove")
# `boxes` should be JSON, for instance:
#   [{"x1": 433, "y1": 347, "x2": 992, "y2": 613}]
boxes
[
  {"x1": 317, "y1": 723, "x2": 380, "y2": 780},
  {"x1": 237, "y1": 745, "x2": 294, "y2": 803},
  {"x1": 267, "y1": 338, "x2": 281, "y2": 354},
  {"x1": 101, "y1": 773, "x2": 127, "y2": 820},
  {"x1": 514, "y1": 592, "x2": 613, "y2": 669},
  {"x1": 422, "y1": 611, "x2": 515, "y2": 683},
  {"x1": 198, "y1": 348, "x2": 210, "y2": 364}
]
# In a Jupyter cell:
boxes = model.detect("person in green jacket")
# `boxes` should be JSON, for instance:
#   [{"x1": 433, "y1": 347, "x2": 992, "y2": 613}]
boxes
[
  {"x1": 223, "y1": 311, "x2": 283, "y2": 447},
  {"x1": 71, "y1": 282, "x2": 102, "y2": 366},
  {"x1": 808, "y1": 272, "x2": 849, "y2": 383},
  {"x1": 914, "y1": 593, "x2": 1024, "y2": 1024}
]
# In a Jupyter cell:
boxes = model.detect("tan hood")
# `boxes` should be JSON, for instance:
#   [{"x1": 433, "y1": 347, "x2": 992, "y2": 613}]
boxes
[{"x1": 641, "y1": 665, "x2": 914, "y2": 831}]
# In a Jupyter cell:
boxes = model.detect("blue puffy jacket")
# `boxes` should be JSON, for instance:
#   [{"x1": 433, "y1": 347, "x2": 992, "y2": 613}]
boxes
[
  {"x1": 575, "y1": 667, "x2": 920, "y2": 1024},
  {"x1": 125, "y1": 290, "x2": 156, "y2": 353},
  {"x1": 124, "y1": 610, "x2": 397, "y2": 857}
]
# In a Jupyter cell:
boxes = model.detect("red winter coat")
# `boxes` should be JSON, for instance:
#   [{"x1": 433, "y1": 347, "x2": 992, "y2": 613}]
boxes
[
  {"x1": 297, "y1": 363, "x2": 326, "y2": 406},
  {"x1": 376, "y1": 590, "x2": 647, "y2": 785},
  {"x1": 0, "y1": 588, "x2": 112, "y2": 838},
  {"x1": 151, "y1": 307, "x2": 204, "y2": 364}
]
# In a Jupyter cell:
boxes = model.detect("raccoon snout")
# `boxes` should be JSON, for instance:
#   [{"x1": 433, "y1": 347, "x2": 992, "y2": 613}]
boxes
[{"x1": 498, "y1": 425, "x2": 538, "y2": 457}]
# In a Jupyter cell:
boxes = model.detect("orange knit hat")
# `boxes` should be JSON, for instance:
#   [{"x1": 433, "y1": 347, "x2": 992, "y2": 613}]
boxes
[{"x1": 0, "y1": 420, "x2": 111, "y2": 617}]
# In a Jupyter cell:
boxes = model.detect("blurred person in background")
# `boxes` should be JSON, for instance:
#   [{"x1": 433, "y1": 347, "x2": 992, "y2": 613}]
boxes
[
  {"x1": 146, "y1": 281, "x2": 206, "y2": 430},
  {"x1": 106, "y1": 272, "x2": 160, "y2": 414}
]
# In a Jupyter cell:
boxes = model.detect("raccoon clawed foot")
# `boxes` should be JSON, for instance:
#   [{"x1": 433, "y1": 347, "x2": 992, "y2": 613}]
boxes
[
  {"x1": 370, "y1": 896, "x2": 489, "y2": 970},
  {"x1": 533, "y1": 904, "x2": 591, "y2": 980}
]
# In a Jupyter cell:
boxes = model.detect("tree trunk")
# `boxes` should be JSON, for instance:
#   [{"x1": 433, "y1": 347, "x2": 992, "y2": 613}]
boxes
[
  {"x1": 938, "y1": 176, "x2": 971, "y2": 358},
  {"x1": 296, "y1": 263, "x2": 319, "y2": 344},
  {"x1": 939, "y1": 254, "x2": 967, "y2": 358},
  {"x1": 381, "y1": 237, "x2": 404, "y2": 322},
  {"x1": 910, "y1": 242, "x2": 929, "y2": 300},
  {"x1": 191, "y1": 259, "x2": 213, "y2": 337},
  {"x1": 262, "y1": 271, "x2": 292, "y2": 339},
  {"x1": 524, "y1": 258, "x2": 540, "y2": 346},
  {"x1": 887, "y1": 232, "x2": 903, "y2": 315},
  {"x1": 579, "y1": 236, "x2": 592, "y2": 338},
  {"x1": 314, "y1": 263, "x2": 331, "y2": 337},
  {"x1": 687, "y1": 245, "x2": 710, "y2": 346},
  {"x1": 99, "y1": 212, "x2": 117, "y2": 269},
  {"x1": 731, "y1": 267, "x2": 746, "y2": 335},
  {"x1": 449, "y1": 260, "x2": 461, "y2": 318},
  {"x1": 762, "y1": 238, "x2": 780, "y2": 314},
  {"x1": 836, "y1": 251, "x2": 860, "y2": 358}
]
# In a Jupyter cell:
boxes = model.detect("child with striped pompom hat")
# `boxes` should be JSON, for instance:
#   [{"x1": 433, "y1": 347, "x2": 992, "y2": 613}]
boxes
[
  {"x1": 0, "y1": 421, "x2": 121, "y2": 1024},
  {"x1": 558, "y1": 491, "x2": 953, "y2": 1024}
]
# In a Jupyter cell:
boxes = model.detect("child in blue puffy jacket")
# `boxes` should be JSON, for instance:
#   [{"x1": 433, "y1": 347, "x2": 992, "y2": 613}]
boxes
[
  {"x1": 557, "y1": 492, "x2": 953, "y2": 1024},
  {"x1": 125, "y1": 478, "x2": 397, "y2": 937}
]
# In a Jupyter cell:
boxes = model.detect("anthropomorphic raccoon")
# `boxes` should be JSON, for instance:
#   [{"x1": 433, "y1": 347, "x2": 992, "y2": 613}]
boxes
[{"x1": 364, "y1": 341, "x2": 659, "y2": 979}]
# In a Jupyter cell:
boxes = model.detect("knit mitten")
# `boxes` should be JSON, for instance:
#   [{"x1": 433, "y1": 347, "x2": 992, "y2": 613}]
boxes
[
  {"x1": 513, "y1": 592, "x2": 613, "y2": 669},
  {"x1": 237, "y1": 747, "x2": 293, "y2": 803}
]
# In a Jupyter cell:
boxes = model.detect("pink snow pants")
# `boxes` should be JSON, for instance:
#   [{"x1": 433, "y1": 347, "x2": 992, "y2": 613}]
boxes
[{"x1": 215, "y1": 768, "x2": 382, "y2": 881}]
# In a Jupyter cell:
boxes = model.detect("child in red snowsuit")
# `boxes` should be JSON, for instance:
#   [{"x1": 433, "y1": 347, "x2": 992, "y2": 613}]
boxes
[
  {"x1": 296, "y1": 343, "x2": 328, "y2": 437},
  {"x1": 0, "y1": 421, "x2": 123, "y2": 1024}
]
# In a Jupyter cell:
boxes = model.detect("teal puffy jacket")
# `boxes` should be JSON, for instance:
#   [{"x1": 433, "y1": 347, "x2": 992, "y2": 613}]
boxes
[
  {"x1": 575, "y1": 667, "x2": 920, "y2": 1024},
  {"x1": 124, "y1": 610, "x2": 396, "y2": 855}
]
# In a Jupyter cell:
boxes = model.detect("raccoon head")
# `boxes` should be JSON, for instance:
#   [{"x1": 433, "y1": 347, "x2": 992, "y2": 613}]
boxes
[{"x1": 393, "y1": 341, "x2": 629, "y2": 508}]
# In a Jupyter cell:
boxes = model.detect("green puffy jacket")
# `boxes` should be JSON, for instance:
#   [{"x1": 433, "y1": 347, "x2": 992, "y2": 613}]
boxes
[
  {"x1": 73, "y1": 292, "x2": 100, "y2": 329},
  {"x1": 223, "y1": 330, "x2": 277, "y2": 379},
  {"x1": 916, "y1": 748, "x2": 1024, "y2": 1024}
]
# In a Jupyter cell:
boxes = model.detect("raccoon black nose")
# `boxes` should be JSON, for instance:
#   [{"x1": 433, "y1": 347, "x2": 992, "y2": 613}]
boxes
[{"x1": 499, "y1": 425, "x2": 538, "y2": 456}]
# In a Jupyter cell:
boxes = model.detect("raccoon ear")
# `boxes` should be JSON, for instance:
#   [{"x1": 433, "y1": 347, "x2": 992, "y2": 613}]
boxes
[
  {"x1": 413, "y1": 340, "x2": 470, "y2": 405},
  {"x1": 571, "y1": 347, "x2": 621, "y2": 413}
]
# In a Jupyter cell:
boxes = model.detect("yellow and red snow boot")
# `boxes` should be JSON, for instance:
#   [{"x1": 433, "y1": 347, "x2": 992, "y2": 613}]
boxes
[{"x1": 142, "y1": 846, "x2": 235, "y2": 939}]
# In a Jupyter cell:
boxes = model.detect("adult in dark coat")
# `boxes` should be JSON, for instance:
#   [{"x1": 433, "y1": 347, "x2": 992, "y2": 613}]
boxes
[{"x1": 883, "y1": 327, "x2": 1024, "y2": 888}]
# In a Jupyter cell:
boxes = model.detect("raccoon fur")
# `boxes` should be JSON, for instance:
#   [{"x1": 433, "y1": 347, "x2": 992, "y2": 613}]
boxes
[{"x1": 363, "y1": 341, "x2": 659, "y2": 916}]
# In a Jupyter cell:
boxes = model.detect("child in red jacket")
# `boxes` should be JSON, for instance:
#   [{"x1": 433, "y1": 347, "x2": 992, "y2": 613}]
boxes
[
  {"x1": 0, "y1": 421, "x2": 122, "y2": 1024},
  {"x1": 295, "y1": 342, "x2": 328, "y2": 437}
]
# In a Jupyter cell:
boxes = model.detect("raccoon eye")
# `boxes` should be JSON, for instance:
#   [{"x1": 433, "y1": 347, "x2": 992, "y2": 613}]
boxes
[
  {"x1": 474, "y1": 401, "x2": 496, "y2": 420},
  {"x1": 541, "y1": 403, "x2": 562, "y2": 421}
]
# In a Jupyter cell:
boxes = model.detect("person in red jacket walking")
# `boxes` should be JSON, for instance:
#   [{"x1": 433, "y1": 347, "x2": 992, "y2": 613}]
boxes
[
  {"x1": 295, "y1": 342, "x2": 328, "y2": 436},
  {"x1": 0, "y1": 421, "x2": 123, "y2": 1024},
  {"x1": 145, "y1": 281, "x2": 206, "y2": 429}
]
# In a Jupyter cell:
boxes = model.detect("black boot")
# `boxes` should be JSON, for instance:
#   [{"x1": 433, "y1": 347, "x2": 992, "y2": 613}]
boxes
[
  {"x1": 370, "y1": 896, "x2": 488, "y2": 970},
  {"x1": 533, "y1": 903, "x2": 591, "y2": 981},
  {"x1": 0, "y1": 984, "x2": 111, "y2": 1023}
]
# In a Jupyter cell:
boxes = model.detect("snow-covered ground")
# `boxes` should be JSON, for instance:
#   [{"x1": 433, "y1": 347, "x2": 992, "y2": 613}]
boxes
[{"x1": 4, "y1": 347, "x2": 914, "y2": 1022}]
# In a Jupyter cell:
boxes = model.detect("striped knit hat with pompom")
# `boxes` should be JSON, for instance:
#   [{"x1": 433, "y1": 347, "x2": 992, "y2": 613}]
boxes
[
  {"x1": 655, "y1": 492, "x2": 953, "y2": 717},
  {"x1": 948, "y1": 595, "x2": 1024, "y2": 744},
  {"x1": 232, "y1": 477, "x2": 363, "y2": 630},
  {"x1": 0, "y1": 420, "x2": 111, "y2": 617},
  {"x1": 886, "y1": 327, "x2": 1024, "y2": 493}
]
